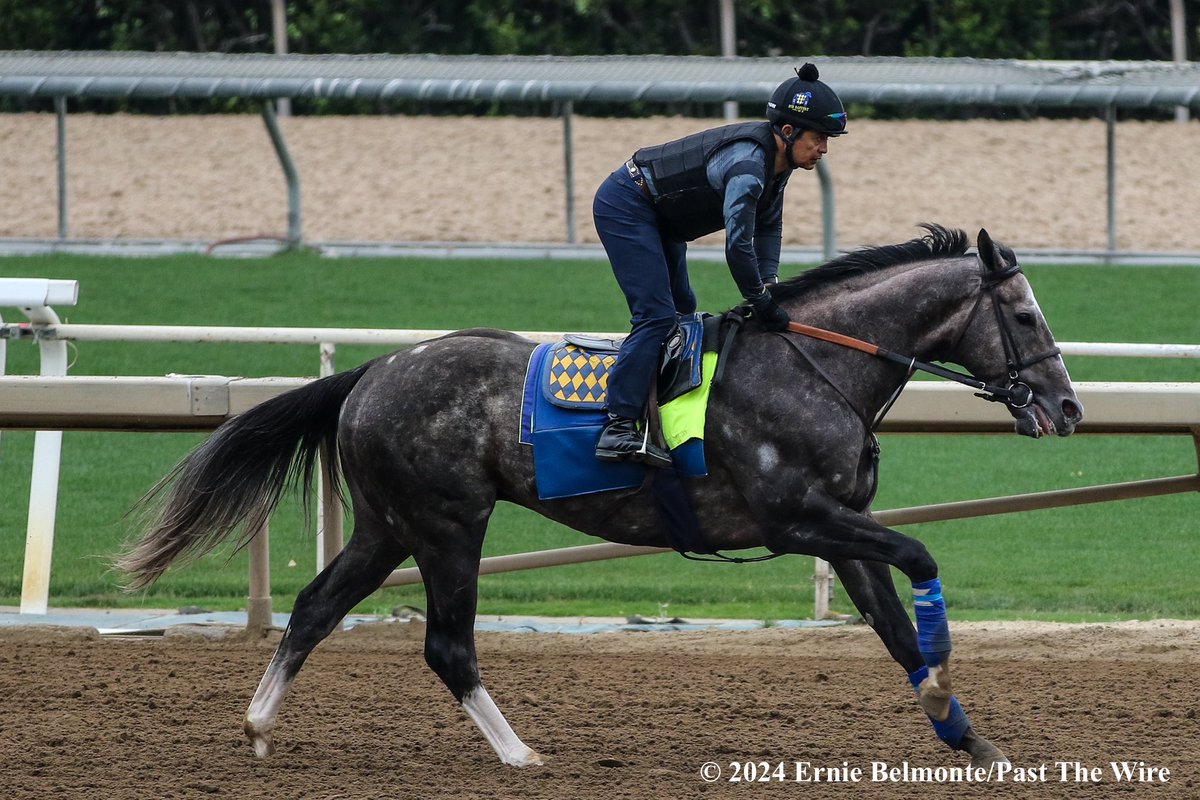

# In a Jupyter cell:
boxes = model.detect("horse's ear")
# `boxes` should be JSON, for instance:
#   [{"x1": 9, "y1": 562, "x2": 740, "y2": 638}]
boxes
[{"x1": 977, "y1": 228, "x2": 999, "y2": 272}]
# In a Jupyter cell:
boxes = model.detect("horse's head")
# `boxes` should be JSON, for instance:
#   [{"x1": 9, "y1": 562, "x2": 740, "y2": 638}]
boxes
[{"x1": 953, "y1": 229, "x2": 1084, "y2": 438}]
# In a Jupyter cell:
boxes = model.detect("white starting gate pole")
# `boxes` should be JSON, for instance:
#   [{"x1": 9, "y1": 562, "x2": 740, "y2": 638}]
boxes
[{"x1": 0, "y1": 278, "x2": 80, "y2": 614}]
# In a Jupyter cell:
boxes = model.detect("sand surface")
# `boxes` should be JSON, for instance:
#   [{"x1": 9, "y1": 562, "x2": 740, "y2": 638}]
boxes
[
  {"x1": 2, "y1": 114, "x2": 1199, "y2": 252},
  {"x1": 2, "y1": 619, "x2": 1197, "y2": 799}
]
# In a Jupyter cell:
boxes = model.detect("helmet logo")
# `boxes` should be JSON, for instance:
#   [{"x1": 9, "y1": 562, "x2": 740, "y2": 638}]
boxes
[{"x1": 788, "y1": 91, "x2": 812, "y2": 114}]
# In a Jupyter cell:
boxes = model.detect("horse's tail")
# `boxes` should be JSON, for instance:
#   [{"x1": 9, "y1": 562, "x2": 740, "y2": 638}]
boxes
[{"x1": 118, "y1": 361, "x2": 374, "y2": 590}]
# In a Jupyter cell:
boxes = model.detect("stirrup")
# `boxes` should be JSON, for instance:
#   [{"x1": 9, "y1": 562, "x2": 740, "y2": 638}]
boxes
[{"x1": 634, "y1": 426, "x2": 673, "y2": 469}]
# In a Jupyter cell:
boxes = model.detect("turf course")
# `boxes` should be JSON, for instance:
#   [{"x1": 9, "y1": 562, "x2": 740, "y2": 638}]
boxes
[{"x1": 0, "y1": 253, "x2": 1196, "y2": 621}]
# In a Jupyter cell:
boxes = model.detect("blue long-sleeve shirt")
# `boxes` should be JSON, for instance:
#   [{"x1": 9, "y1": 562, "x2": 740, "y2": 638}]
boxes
[{"x1": 706, "y1": 139, "x2": 788, "y2": 294}]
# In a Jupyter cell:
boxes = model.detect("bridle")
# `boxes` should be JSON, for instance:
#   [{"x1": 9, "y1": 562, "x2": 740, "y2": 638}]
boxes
[
  {"x1": 956, "y1": 263, "x2": 1062, "y2": 406},
  {"x1": 774, "y1": 261, "x2": 1061, "y2": 429}
]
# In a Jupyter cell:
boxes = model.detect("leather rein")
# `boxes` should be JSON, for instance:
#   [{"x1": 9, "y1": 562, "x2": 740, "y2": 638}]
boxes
[{"x1": 776, "y1": 264, "x2": 1062, "y2": 430}]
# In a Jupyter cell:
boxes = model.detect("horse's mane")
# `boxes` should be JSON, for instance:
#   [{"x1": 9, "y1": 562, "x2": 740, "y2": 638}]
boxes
[{"x1": 771, "y1": 223, "x2": 971, "y2": 302}]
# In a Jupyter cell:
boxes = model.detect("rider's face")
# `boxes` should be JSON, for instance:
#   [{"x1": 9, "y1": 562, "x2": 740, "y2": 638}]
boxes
[{"x1": 790, "y1": 129, "x2": 830, "y2": 170}]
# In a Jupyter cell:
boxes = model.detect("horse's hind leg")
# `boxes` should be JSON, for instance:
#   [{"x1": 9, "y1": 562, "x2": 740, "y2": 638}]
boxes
[
  {"x1": 830, "y1": 558, "x2": 1008, "y2": 767},
  {"x1": 244, "y1": 516, "x2": 408, "y2": 758},
  {"x1": 415, "y1": 533, "x2": 543, "y2": 767}
]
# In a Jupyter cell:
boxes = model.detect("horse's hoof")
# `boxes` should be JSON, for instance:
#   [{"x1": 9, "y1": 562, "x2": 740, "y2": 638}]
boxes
[
  {"x1": 917, "y1": 662, "x2": 953, "y2": 721},
  {"x1": 961, "y1": 729, "x2": 1008, "y2": 768},
  {"x1": 245, "y1": 722, "x2": 275, "y2": 758},
  {"x1": 503, "y1": 747, "x2": 546, "y2": 767},
  {"x1": 971, "y1": 751, "x2": 1010, "y2": 769},
  {"x1": 250, "y1": 734, "x2": 275, "y2": 759}
]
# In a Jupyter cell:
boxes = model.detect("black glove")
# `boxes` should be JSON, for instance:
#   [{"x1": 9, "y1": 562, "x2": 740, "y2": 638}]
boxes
[{"x1": 746, "y1": 289, "x2": 791, "y2": 332}]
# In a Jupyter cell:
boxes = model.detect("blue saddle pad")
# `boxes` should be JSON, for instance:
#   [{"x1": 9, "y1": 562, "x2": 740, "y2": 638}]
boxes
[
  {"x1": 520, "y1": 329, "x2": 708, "y2": 501},
  {"x1": 541, "y1": 313, "x2": 706, "y2": 411}
]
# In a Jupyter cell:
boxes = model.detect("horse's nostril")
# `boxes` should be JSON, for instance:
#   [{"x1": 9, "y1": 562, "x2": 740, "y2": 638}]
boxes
[{"x1": 1062, "y1": 399, "x2": 1083, "y2": 422}]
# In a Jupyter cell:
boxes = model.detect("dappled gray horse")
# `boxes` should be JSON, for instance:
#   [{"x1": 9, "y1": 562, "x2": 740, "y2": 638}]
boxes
[{"x1": 120, "y1": 225, "x2": 1082, "y2": 769}]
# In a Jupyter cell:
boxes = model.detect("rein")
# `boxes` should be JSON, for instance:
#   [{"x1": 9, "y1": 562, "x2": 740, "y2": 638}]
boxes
[
  {"x1": 784, "y1": 319, "x2": 1029, "y2": 408},
  {"x1": 779, "y1": 264, "x2": 1062, "y2": 425}
]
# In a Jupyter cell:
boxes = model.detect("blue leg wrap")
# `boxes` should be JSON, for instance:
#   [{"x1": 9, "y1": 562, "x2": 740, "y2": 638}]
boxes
[
  {"x1": 907, "y1": 665, "x2": 929, "y2": 690},
  {"x1": 908, "y1": 667, "x2": 971, "y2": 748},
  {"x1": 912, "y1": 577, "x2": 951, "y2": 667}
]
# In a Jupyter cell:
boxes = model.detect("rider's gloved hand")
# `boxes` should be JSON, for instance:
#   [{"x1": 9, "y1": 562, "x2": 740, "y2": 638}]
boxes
[{"x1": 745, "y1": 288, "x2": 791, "y2": 332}]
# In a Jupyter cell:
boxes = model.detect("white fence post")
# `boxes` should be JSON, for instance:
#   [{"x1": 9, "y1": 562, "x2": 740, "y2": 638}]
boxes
[
  {"x1": 247, "y1": 522, "x2": 272, "y2": 633},
  {"x1": 0, "y1": 279, "x2": 79, "y2": 615},
  {"x1": 812, "y1": 558, "x2": 833, "y2": 619},
  {"x1": 315, "y1": 342, "x2": 344, "y2": 574}
]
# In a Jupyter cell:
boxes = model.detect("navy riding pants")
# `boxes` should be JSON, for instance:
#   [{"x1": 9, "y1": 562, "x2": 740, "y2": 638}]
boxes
[{"x1": 593, "y1": 166, "x2": 696, "y2": 420}]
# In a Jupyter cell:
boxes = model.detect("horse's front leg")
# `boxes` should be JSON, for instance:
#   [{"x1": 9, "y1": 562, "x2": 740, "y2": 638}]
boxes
[
  {"x1": 758, "y1": 489, "x2": 1004, "y2": 765},
  {"x1": 830, "y1": 558, "x2": 1008, "y2": 767}
]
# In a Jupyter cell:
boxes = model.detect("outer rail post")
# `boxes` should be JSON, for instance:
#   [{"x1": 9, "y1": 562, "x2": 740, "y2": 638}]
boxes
[
  {"x1": 562, "y1": 101, "x2": 577, "y2": 244},
  {"x1": 816, "y1": 159, "x2": 837, "y2": 261},
  {"x1": 55, "y1": 96, "x2": 68, "y2": 239},
  {"x1": 1105, "y1": 105, "x2": 1117, "y2": 261},
  {"x1": 261, "y1": 101, "x2": 303, "y2": 250}
]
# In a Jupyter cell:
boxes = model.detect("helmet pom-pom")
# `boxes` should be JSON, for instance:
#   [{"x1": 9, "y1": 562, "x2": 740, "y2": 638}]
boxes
[{"x1": 796, "y1": 63, "x2": 820, "y2": 81}]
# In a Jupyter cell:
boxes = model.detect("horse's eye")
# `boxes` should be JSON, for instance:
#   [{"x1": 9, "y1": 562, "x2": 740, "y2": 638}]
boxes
[{"x1": 1014, "y1": 311, "x2": 1036, "y2": 326}]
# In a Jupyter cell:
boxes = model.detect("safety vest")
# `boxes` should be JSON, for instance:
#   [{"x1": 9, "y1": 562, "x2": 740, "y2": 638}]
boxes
[{"x1": 633, "y1": 121, "x2": 782, "y2": 242}]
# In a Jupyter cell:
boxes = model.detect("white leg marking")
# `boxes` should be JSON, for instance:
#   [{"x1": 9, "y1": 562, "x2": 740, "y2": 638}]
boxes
[
  {"x1": 918, "y1": 660, "x2": 954, "y2": 721},
  {"x1": 461, "y1": 686, "x2": 545, "y2": 767},
  {"x1": 244, "y1": 657, "x2": 294, "y2": 758}
]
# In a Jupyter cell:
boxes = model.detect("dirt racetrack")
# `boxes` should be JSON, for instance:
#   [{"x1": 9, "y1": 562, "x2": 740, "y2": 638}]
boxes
[{"x1": 3, "y1": 620, "x2": 1197, "y2": 799}]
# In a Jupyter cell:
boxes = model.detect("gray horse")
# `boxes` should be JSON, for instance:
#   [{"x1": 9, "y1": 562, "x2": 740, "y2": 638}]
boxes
[{"x1": 120, "y1": 225, "x2": 1082, "y2": 769}]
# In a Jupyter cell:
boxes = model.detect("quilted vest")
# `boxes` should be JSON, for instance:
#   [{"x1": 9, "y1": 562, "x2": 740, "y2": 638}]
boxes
[{"x1": 633, "y1": 122, "x2": 781, "y2": 242}]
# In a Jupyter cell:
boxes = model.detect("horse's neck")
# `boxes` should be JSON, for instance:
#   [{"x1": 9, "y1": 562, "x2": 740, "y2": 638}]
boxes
[
  {"x1": 786, "y1": 259, "x2": 978, "y2": 416},
  {"x1": 797, "y1": 259, "x2": 976, "y2": 358}
]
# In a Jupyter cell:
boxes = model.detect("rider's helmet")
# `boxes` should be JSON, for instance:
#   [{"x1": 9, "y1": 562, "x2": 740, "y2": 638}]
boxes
[{"x1": 766, "y1": 63, "x2": 848, "y2": 137}]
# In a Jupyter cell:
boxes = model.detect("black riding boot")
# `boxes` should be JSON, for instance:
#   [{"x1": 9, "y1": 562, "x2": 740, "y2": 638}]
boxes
[{"x1": 595, "y1": 413, "x2": 672, "y2": 469}]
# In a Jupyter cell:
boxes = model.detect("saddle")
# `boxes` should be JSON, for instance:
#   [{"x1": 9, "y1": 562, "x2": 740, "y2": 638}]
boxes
[
  {"x1": 519, "y1": 311, "x2": 746, "y2": 555},
  {"x1": 543, "y1": 312, "x2": 712, "y2": 411},
  {"x1": 520, "y1": 313, "x2": 730, "y2": 500}
]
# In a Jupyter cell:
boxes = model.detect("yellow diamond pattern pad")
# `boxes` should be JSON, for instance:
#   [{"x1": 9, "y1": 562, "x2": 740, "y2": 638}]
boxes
[{"x1": 548, "y1": 345, "x2": 616, "y2": 405}]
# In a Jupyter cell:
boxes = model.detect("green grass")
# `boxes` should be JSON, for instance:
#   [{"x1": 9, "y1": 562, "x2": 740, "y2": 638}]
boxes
[{"x1": 0, "y1": 253, "x2": 1197, "y2": 621}]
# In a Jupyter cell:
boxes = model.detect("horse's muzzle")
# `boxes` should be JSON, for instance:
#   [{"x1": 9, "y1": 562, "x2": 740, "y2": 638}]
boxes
[{"x1": 1013, "y1": 394, "x2": 1083, "y2": 439}]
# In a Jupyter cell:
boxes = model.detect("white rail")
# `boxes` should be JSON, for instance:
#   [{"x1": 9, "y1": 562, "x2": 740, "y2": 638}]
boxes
[
  {"x1": 7, "y1": 322, "x2": 1200, "y2": 358},
  {"x1": 1, "y1": 374, "x2": 1197, "y2": 628},
  {"x1": 1, "y1": 319, "x2": 1197, "y2": 627}
]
